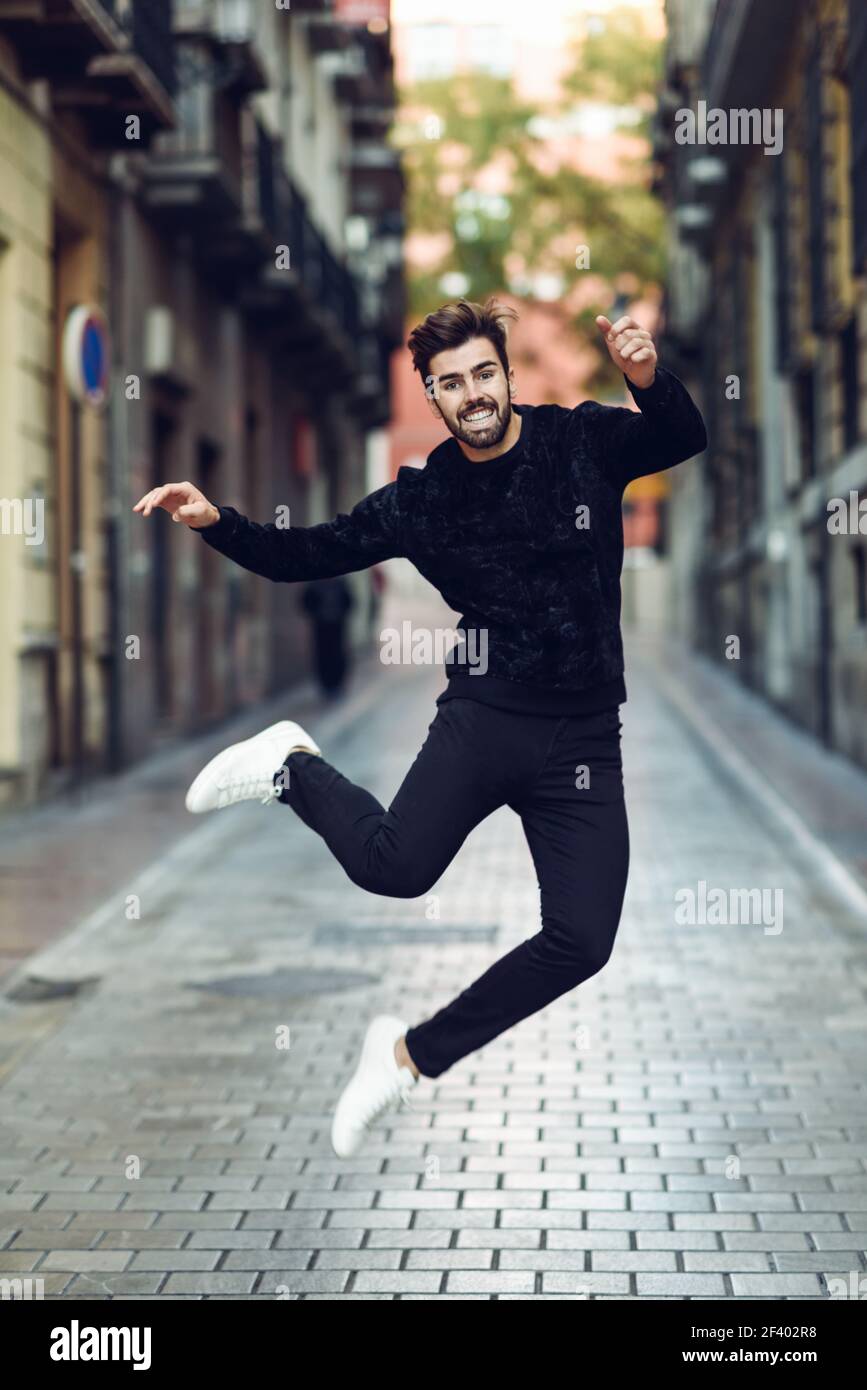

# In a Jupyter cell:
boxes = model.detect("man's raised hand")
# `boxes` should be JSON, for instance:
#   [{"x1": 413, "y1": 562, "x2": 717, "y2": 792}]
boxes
[
  {"x1": 133, "y1": 481, "x2": 220, "y2": 529},
  {"x1": 595, "y1": 315, "x2": 657, "y2": 390}
]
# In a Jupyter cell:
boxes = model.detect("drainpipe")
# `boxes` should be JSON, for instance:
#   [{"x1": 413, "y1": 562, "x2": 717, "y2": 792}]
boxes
[
  {"x1": 105, "y1": 163, "x2": 125, "y2": 773},
  {"x1": 69, "y1": 397, "x2": 84, "y2": 791}
]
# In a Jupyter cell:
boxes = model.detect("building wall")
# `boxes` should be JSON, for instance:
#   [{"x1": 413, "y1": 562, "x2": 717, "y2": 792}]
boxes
[
  {"x1": 114, "y1": 193, "x2": 326, "y2": 760},
  {"x1": 0, "y1": 5, "x2": 403, "y2": 807},
  {"x1": 659, "y1": 0, "x2": 867, "y2": 771},
  {"x1": 286, "y1": 21, "x2": 350, "y2": 248},
  {"x1": 0, "y1": 50, "x2": 109, "y2": 805},
  {"x1": 0, "y1": 72, "x2": 53, "y2": 805}
]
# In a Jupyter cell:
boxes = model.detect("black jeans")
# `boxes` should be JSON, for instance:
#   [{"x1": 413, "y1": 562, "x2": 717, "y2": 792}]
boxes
[{"x1": 279, "y1": 699, "x2": 629, "y2": 1078}]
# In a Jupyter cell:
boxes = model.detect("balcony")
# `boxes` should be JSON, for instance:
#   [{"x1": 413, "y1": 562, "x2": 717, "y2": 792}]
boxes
[
  {"x1": 347, "y1": 144, "x2": 403, "y2": 219},
  {"x1": 242, "y1": 125, "x2": 359, "y2": 325},
  {"x1": 299, "y1": 13, "x2": 354, "y2": 56},
  {"x1": 141, "y1": 74, "x2": 244, "y2": 233},
  {"x1": 232, "y1": 121, "x2": 376, "y2": 394},
  {"x1": 354, "y1": 329, "x2": 394, "y2": 429},
  {"x1": 140, "y1": 0, "x2": 273, "y2": 238},
  {"x1": 338, "y1": 32, "x2": 396, "y2": 113},
  {"x1": 0, "y1": 0, "x2": 176, "y2": 142},
  {"x1": 172, "y1": 0, "x2": 267, "y2": 95}
]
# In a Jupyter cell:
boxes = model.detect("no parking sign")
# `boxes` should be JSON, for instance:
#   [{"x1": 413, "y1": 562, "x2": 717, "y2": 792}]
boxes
[{"x1": 62, "y1": 305, "x2": 109, "y2": 408}]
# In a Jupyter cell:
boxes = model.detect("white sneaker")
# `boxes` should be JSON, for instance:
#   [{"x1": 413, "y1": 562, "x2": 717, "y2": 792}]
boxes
[
  {"x1": 331, "y1": 1015, "x2": 418, "y2": 1158},
  {"x1": 184, "y1": 719, "x2": 321, "y2": 813}
]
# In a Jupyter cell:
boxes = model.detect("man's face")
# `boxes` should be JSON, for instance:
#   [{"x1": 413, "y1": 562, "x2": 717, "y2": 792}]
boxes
[{"x1": 426, "y1": 337, "x2": 515, "y2": 449}]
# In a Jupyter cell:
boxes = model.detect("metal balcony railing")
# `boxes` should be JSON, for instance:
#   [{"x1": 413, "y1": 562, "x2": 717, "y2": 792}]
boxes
[
  {"x1": 103, "y1": 0, "x2": 176, "y2": 97},
  {"x1": 253, "y1": 120, "x2": 362, "y2": 343},
  {"x1": 0, "y1": 0, "x2": 175, "y2": 101},
  {"x1": 132, "y1": 0, "x2": 175, "y2": 96}
]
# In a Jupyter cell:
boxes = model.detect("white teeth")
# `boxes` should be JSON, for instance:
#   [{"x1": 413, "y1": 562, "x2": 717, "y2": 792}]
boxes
[{"x1": 465, "y1": 408, "x2": 494, "y2": 422}]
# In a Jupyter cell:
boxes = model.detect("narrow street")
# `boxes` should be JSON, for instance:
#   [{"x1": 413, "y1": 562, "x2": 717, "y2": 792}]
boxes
[{"x1": 1, "y1": 625, "x2": 866, "y2": 1301}]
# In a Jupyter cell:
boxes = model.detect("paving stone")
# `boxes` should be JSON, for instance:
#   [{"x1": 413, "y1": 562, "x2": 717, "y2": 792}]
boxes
[
  {"x1": 40, "y1": 1251, "x2": 134, "y2": 1272},
  {"x1": 634, "y1": 1232, "x2": 719, "y2": 1250},
  {"x1": 154, "y1": 1212, "x2": 245, "y2": 1229},
  {"x1": 445, "y1": 1271, "x2": 535, "y2": 1293},
  {"x1": 542, "y1": 1273, "x2": 628, "y2": 1294},
  {"x1": 351, "y1": 1271, "x2": 443, "y2": 1293},
  {"x1": 0, "y1": 1251, "x2": 42, "y2": 1272},
  {"x1": 635, "y1": 1274, "x2": 727, "y2": 1296},
  {"x1": 222, "y1": 1250, "x2": 315, "y2": 1270},
  {"x1": 95, "y1": 1231, "x2": 189, "y2": 1250},
  {"x1": 682, "y1": 1252, "x2": 771, "y2": 1271},
  {"x1": 326, "y1": 1210, "x2": 410, "y2": 1229},
  {"x1": 314, "y1": 1250, "x2": 404, "y2": 1270},
  {"x1": 68, "y1": 1274, "x2": 166, "y2": 1297},
  {"x1": 721, "y1": 1233, "x2": 809, "y2": 1250},
  {"x1": 545, "y1": 1230, "x2": 631, "y2": 1249},
  {"x1": 729, "y1": 1274, "x2": 826, "y2": 1297},
  {"x1": 405, "y1": 1249, "x2": 494, "y2": 1269},
  {"x1": 589, "y1": 1252, "x2": 679, "y2": 1271},
  {"x1": 162, "y1": 1272, "x2": 260, "y2": 1294},
  {"x1": 258, "y1": 1271, "x2": 349, "y2": 1293},
  {"x1": 128, "y1": 1251, "x2": 221, "y2": 1272}
]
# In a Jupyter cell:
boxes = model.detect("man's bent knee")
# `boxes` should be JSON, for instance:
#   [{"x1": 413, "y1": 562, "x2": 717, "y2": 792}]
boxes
[
  {"x1": 347, "y1": 861, "x2": 439, "y2": 900},
  {"x1": 543, "y1": 914, "x2": 620, "y2": 981}
]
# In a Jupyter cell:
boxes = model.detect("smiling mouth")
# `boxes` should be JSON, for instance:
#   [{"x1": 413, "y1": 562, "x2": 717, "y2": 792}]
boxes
[{"x1": 462, "y1": 406, "x2": 496, "y2": 424}]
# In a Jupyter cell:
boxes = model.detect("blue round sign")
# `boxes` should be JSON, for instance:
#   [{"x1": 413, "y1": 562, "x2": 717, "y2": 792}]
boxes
[{"x1": 63, "y1": 305, "x2": 109, "y2": 408}]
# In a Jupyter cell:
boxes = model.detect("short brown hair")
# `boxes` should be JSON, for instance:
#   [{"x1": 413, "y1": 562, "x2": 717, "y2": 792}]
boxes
[{"x1": 407, "y1": 297, "x2": 519, "y2": 386}]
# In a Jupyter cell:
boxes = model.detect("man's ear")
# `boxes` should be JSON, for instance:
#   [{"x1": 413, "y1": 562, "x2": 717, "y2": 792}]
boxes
[{"x1": 425, "y1": 391, "x2": 443, "y2": 419}]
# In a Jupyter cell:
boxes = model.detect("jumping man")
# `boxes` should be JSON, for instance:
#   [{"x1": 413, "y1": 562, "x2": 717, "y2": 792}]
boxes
[{"x1": 134, "y1": 299, "x2": 707, "y2": 1157}]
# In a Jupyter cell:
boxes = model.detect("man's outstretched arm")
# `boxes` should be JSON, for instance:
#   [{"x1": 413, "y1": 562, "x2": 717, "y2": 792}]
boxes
[
  {"x1": 577, "y1": 314, "x2": 708, "y2": 490},
  {"x1": 133, "y1": 480, "x2": 402, "y2": 582}
]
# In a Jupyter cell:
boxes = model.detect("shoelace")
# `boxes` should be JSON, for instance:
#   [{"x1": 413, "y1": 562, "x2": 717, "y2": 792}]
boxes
[{"x1": 215, "y1": 778, "x2": 280, "y2": 808}]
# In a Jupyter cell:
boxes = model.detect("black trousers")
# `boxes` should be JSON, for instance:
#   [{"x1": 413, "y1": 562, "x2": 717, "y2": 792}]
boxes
[{"x1": 279, "y1": 698, "x2": 629, "y2": 1078}]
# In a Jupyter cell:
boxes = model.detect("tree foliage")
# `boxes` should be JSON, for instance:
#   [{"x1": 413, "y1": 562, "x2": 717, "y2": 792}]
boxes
[{"x1": 395, "y1": 8, "x2": 665, "y2": 391}]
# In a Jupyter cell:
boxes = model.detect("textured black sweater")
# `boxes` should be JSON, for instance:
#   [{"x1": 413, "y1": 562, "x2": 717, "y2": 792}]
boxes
[{"x1": 199, "y1": 366, "x2": 707, "y2": 707}]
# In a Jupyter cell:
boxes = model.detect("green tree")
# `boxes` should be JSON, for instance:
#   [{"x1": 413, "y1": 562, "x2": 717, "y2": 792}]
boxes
[{"x1": 395, "y1": 8, "x2": 665, "y2": 392}]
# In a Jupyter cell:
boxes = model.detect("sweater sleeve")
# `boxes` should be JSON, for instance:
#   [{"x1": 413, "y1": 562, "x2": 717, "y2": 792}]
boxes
[
  {"x1": 578, "y1": 366, "x2": 708, "y2": 491},
  {"x1": 197, "y1": 481, "x2": 402, "y2": 582}
]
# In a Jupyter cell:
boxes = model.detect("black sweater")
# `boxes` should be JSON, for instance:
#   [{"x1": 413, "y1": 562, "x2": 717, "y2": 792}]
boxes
[{"x1": 199, "y1": 367, "x2": 707, "y2": 710}]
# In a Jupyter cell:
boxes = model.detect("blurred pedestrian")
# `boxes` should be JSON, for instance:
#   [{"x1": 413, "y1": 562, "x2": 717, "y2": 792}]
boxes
[{"x1": 299, "y1": 576, "x2": 354, "y2": 700}]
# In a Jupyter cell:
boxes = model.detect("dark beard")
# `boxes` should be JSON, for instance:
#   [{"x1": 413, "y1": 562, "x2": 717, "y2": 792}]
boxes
[{"x1": 448, "y1": 398, "x2": 512, "y2": 450}]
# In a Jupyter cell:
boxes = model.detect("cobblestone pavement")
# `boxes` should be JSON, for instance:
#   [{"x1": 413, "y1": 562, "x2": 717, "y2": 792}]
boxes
[{"x1": 1, "y1": 635, "x2": 866, "y2": 1300}]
